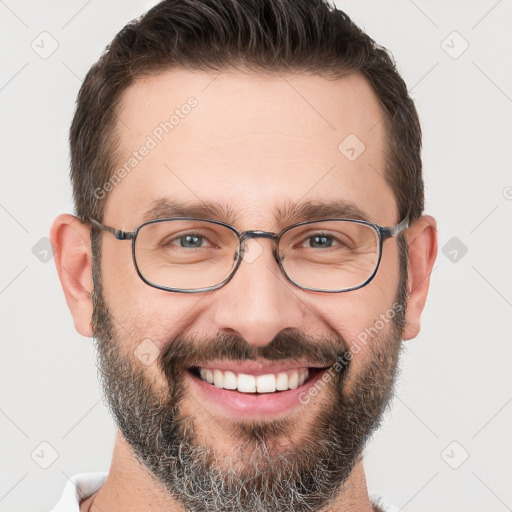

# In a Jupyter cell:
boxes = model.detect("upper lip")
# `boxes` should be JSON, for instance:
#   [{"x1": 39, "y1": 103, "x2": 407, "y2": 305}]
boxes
[{"x1": 191, "y1": 360, "x2": 330, "y2": 375}]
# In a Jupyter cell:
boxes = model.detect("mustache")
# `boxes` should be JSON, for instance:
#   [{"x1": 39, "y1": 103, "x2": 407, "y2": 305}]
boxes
[{"x1": 158, "y1": 327, "x2": 349, "y2": 377}]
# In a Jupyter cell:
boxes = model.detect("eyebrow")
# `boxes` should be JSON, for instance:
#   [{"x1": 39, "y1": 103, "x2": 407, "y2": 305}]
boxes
[
  {"x1": 142, "y1": 198, "x2": 371, "y2": 227},
  {"x1": 142, "y1": 199, "x2": 242, "y2": 225},
  {"x1": 275, "y1": 199, "x2": 370, "y2": 225}
]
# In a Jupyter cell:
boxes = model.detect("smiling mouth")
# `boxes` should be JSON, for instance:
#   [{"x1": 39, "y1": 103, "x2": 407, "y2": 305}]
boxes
[{"x1": 188, "y1": 366, "x2": 330, "y2": 394}]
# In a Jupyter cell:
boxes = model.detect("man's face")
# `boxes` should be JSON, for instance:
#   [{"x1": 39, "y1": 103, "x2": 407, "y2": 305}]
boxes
[{"x1": 92, "y1": 70, "x2": 406, "y2": 511}]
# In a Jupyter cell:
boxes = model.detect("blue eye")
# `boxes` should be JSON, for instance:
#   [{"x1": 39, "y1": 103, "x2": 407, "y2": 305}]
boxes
[
  {"x1": 178, "y1": 234, "x2": 205, "y2": 248},
  {"x1": 163, "y1": 232, "x2": 212, "y2": 249},
  {"x1": 307, "y1": 234, "x2": 334, "y2": 248}
]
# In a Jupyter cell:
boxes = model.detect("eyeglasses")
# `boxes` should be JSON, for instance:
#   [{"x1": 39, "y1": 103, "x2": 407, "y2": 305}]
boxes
[{"x1": 87, "y1": 215, "x2": 409, "y2": 294}]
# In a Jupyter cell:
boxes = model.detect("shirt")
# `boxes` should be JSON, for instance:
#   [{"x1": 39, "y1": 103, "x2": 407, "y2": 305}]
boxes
[{"x1": 49, "y1": 472, "x2": 398, "y2": 512}]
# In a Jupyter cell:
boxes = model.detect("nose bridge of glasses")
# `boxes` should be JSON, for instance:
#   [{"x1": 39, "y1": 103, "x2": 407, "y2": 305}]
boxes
[
  {"x1": 238, "y1": 230, "x2": 280, "y2": 262},
  {"x1": 241, "y1": 230, "x2": 278, "y2": 241}
]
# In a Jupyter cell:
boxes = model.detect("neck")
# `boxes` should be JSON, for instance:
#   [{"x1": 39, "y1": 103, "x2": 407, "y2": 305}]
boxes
[{"x1": 81, "y1": 432, "x2": 375, "y2": 512}]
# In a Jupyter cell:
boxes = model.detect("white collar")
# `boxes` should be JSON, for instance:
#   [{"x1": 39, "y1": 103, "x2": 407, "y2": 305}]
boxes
[{"x1": 49, "y1": 472, "x2": 107, "y2": 512}]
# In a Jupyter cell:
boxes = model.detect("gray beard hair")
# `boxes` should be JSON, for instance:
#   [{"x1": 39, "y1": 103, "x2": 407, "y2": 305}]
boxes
[
  {"x1": 90, "y1": 233, "x2": 407, "y2": 511},
  {"x1": 93, "y1": 324, "x2": 402, "y2": 512}
]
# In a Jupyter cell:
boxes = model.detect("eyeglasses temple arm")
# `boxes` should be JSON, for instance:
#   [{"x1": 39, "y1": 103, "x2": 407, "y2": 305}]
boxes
[
  {"x1": 87, "y1": 217, "x2": 135, "y2": 240},
  {"x1": 379, "y1": 216, "x2": 410, "y2": 240}
]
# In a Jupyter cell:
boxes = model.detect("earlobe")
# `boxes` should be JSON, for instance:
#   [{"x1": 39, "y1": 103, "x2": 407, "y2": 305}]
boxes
[
  {"x1": 50, "y1": 214, "x2": 94, "y2": 338},
  {"x1": 402, "y1": 215, "x2": 438, "y2": 341}
]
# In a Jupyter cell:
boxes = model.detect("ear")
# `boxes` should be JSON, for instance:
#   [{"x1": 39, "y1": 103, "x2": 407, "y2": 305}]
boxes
[
  {"x1": 50, "y1": 214, "x2": 94, "y2": 337},
  {"x1": 402, "y1": 215, "x2": 438, "y2": 341}
]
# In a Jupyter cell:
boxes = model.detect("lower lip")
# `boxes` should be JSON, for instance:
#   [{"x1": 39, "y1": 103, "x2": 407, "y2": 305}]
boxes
[{"x1": 185, "y1": 368, "x2": 329, "y2": 419}]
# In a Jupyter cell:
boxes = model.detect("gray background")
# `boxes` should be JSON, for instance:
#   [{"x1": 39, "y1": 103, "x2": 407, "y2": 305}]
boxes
[{"x1": 1, "y1": 1, "x2": 511, "y2": 511}]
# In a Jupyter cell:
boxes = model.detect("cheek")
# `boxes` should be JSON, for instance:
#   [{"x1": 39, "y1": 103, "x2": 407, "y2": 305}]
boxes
[
  {"x1": 98, "y1": 241, "x2": 211, "y2": 358},
  {"x1": 100, "y1": 237, "x2": 176, "y2": 332},
  {"x1": 316, "y1": 247, "x2": 401, "y2": 364},
  {"x1": 102, "y1": 269, "x2": 207, "y2": 355},
  {"x1": 100, "y1": 237, "x2": 136, "y2": 296}
]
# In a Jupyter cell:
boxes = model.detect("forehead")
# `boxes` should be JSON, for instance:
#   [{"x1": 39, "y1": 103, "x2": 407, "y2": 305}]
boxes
[{"x1": 105, "y1": 69, "x2": 397, "y2": 229}]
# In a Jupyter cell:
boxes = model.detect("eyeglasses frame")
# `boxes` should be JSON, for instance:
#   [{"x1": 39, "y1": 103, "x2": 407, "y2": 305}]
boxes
[{"x1": 87, "y1": 215, "x2": 409, "y2": 294}]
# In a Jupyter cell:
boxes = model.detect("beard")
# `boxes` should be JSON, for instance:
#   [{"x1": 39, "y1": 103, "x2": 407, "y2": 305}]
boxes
[{"x1": 90, "y1": 233, "x2": 408, "y2": 512}]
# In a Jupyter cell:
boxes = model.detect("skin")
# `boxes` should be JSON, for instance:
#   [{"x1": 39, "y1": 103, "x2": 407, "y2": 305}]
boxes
[{"x1": 51, "y1": 69, "x2": 437, "y2": 511}]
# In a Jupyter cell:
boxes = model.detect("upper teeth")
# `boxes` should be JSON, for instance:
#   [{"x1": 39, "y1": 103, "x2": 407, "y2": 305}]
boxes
[{"x1": 198, "y1": 368, "x2": 309, "y2": 393}]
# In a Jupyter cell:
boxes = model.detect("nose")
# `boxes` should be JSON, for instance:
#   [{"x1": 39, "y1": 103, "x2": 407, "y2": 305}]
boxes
[{"x1": 212, "y1": 238, "x2": 306, "y2": 347}]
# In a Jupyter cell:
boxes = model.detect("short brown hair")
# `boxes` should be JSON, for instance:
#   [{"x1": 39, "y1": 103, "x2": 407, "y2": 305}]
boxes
[{"x1": 70, "y1": 0, "x2": 423, "y2": 225}]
